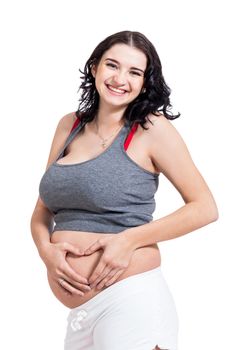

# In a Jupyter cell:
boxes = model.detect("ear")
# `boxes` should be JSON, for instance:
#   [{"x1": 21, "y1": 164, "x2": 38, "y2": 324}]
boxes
[{"x1": 91, "y1": 64, "x2": 96, "y2": 78}]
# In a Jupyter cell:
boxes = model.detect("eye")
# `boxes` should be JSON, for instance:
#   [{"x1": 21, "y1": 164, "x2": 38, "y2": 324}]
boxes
[
  {"x1": 106, "y1": 63, "x2": 117, "y2": 69},
  {"x1": 130, "y1": 71, "x2": 142, "y2": 76}
]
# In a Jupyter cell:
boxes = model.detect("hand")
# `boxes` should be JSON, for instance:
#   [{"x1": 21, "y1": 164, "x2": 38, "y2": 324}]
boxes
[
  {"x1": 83, "y1": 234, "x2": 135, "y2": 290},
  {"x1": 41, "y1": 242, "x2": 91, "y2": 296}
]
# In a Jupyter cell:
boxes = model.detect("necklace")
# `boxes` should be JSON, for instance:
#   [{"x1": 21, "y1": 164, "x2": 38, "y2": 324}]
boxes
[{"x1": 95, "y1": 119, "x2": 124, "y2": 148}]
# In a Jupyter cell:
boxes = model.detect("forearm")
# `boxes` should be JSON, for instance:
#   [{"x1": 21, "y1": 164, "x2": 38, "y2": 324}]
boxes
[
  {"x1": 30, "y1": 207, "x2": 54, "y2": 261},
  {"x1": 121, "y1": 201, "x2": 218, "y2": 250}
]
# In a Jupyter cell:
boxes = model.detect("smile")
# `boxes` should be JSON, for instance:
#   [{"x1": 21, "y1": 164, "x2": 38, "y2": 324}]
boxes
[{"x1": 106, "y1": 84, "x2": 128, "y2": 95}]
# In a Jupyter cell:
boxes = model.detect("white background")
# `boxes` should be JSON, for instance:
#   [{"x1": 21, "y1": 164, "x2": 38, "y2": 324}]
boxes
[{"x1": 0, "y1": 0, "x2": 232, "y2": 349}]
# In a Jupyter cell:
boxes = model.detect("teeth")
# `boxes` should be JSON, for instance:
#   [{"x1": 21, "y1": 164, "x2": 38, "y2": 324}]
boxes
[{"x1": 107, "y1": 85, "x2": 126, "y2": 94}]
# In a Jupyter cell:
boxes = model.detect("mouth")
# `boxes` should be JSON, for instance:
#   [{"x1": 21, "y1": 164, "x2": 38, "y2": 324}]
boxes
[{"x1": 106, "y1": 84, "x2": 128, "y2": 96}]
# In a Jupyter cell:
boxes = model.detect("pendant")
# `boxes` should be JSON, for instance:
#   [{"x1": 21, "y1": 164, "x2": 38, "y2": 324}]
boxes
[{"x1": 102, "y1": 141, "x2": 107, "y2": 148}]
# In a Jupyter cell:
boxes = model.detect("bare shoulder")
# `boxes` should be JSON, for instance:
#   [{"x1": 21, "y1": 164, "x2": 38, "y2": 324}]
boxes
[
  {"x1": 44, "y1": 111, "x2": 77, "y2": 170},
  {"x1": 57, "y1": 111, "x2": 77, "y2": 133},
  {"x1": 144, "y1": 112, "x2": 186, "y2": 153},
  {"x1": 145, "y1": 112, "x2": 179, "y2": 136}
]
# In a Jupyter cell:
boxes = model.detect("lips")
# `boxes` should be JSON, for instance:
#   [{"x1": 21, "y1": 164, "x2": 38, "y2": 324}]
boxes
[{"x1": 106, "y1": 84, "x2": 128, "y2": 95}]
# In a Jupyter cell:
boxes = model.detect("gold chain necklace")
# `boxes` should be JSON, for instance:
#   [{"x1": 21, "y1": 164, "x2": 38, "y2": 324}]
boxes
[{"x1": 95, "y1": 119, "x2": 124, "y2": 148}]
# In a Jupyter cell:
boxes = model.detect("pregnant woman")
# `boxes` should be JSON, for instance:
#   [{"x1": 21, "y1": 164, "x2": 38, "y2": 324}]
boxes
[{"x1": 30, "y1": 30, "x2": 218, "y2": 350}]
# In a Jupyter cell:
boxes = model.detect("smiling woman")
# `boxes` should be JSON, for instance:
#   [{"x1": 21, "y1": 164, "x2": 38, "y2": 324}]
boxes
[{"x1": 30, "y1": 30, "x2": 218, "y2": 350}]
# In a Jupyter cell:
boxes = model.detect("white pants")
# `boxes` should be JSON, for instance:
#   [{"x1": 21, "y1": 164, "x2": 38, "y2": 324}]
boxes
[{"x1": 64, "y1": 267, "x2": 179, "y2": 350}]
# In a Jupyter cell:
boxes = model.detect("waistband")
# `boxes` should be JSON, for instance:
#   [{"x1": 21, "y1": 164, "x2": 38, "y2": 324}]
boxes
[{"x1": 67, "y1": 266, "x2": 162, "y2": 320}]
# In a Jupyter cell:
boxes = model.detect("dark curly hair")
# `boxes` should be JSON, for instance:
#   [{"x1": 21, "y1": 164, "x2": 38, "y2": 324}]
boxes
[{"x1": 75, "y1": 30, "x2": 180, "y2": 130}]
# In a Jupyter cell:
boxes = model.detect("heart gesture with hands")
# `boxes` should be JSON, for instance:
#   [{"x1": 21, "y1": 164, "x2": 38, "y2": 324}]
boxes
[{"x1": 84, "y1": 234, "x2": 135, "y2": 290}]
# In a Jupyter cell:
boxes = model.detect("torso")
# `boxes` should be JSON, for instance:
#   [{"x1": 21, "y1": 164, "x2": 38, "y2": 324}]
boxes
[{"x1": 47, "y1": 115, "x2": 162, "y2": 309}]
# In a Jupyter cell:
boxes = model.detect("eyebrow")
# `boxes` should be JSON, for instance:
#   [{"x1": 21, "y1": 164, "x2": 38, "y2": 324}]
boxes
[{"x1": 104, "y1": 58, "x2": 145, "y2": 74}]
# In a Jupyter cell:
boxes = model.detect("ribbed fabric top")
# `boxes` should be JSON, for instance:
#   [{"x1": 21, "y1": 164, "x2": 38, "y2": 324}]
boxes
[{"x1": 39, "y1": 117, "x2": 159, "y2": 234}]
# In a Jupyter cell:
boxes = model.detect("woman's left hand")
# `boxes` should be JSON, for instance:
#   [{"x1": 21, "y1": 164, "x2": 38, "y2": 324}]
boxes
[{"x1": 83, "y1": 234, "x2": 135, "y2": 289}]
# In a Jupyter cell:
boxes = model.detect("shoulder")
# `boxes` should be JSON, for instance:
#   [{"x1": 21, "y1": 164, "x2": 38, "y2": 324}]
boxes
[
  {"x1": 144, "y1": 112, "x2": 185, "y2": 150},
  {"x1": 44, "y1": 112, "x2": 77, "y2": 170},
  {"x1": 56, "y1": 111, "x2": 77, "y2": 134},
  {"x1": 144, "y1": 112, "x2": 191, "y2": 174},
  {"x1": 144, "y1": 112, "x2": 178, "y2": 135}
]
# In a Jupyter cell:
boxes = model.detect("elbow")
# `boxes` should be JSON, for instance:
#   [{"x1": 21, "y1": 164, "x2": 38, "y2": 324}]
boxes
[
  {"x1": 208, "y1": 194, "x2": 219, "y2": 222},
  {"x1": 201, "y1": 198, "x2": 219, "y2": 224},
  {"x1": 208, "y1": 209, "x2": 219, "y2": 223},
  {"x1": 210, "y1": 206, "x2": 219, "y2": 222},
  {"x1": 189, "y1": 195, "x2": 219, "y2": 225}
]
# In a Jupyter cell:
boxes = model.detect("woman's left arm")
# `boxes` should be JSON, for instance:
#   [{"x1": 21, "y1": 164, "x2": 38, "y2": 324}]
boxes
[{"x1": 121, "y1": 114, "x2": 219, "y2": 250}]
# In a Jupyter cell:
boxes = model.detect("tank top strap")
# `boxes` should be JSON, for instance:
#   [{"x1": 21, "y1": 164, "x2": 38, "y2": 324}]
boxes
[
  {"x1": 54, "y1": 116, "x2": 83, "y2": 162},
  {"x1": 124, "y1": 122, "x2": 139, "y2": 151}
]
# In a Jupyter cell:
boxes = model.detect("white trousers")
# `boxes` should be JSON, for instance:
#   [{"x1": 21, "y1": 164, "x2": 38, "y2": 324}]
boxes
[{"x1": 64, "y1": 266, "x2": 179, "y2": 350}]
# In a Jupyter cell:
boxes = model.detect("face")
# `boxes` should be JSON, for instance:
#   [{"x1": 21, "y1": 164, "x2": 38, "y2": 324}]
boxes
[{"x1": 91, "y1": 43, "x2": 147, "y2": 109}]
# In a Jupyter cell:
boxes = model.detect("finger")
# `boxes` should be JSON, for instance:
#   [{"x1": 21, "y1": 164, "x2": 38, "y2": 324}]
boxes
[
  {"x1": 96, "y1": 268, "x2": 120, "y2": 290},
  {"x1": 84, "y1": 241, "x2": 102, "y2": 255},
  {"x1": 88, "y1": 263, "x2": 109, "y2": 286},
  {"x1": 62, "y1": 288, "x2": 72, "y2": 297},
  {"x1": 104, "y1": 269, "x2": 124, "y2": 287},
  {"x1": 63, "y1": 261, "x2": 89, "y2": 285},
  {"x1": 90, "y1": 266, "x2": 112, "y2": 288},
  {"x1": 62, "y1": 242, "x2": 85, "y2": 256},
  {"x1": 63, "y1": 276, "x2": 92, "y2": 293},
  {"x1": 54, "y1": 276, "x2": 74, "y2": 296},
  {"x1": 58, "y1": 279, "x2": 85, "y2": 297}
]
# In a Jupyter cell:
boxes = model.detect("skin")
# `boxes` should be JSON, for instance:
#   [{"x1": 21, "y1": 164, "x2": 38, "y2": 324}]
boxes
[{"x1": 31, "y1": 44, "x2": 218, "y2": 350}]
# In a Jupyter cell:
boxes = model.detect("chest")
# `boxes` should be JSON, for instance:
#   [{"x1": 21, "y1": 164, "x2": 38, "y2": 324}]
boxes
[{"x1": 58, "y1": 125, "x2": 160, "y2": 175}]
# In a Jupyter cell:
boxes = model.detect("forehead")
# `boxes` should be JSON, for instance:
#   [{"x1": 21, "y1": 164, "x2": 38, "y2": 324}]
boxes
[{"x1": 101, "y1": 44, "x2": 147, "y2": 68}]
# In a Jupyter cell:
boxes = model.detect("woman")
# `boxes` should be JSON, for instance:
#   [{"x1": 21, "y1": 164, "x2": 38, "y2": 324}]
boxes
[{"x1": 30, "y1": 30, "x2": 218, "y2": 350}]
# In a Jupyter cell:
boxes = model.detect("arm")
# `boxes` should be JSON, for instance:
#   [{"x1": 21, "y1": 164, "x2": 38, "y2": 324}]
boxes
[
  {"x1": 30, "y1": 196, "x2": 54, "y2": 262},
  {"x1": 120, "y1": 114, "x2": 219, "y2": 249},
  {"x1": 30, "y1": 112, "x2": 90, "y2": 296}
]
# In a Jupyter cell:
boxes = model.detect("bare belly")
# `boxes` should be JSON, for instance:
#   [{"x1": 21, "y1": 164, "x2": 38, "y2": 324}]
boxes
[{"x1": 48, "y1": 230, "x2": 161, "y2": 309}]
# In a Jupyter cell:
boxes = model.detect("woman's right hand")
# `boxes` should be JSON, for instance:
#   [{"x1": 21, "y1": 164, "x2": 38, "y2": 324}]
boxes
[{"x1": 40, "y1": 242, "x2": 91, "y2": 296}]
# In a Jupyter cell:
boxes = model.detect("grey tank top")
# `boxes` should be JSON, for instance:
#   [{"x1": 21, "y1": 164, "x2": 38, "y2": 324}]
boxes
[{"x1": 39, "y1": 117, "x2": 159, "y2": 234}]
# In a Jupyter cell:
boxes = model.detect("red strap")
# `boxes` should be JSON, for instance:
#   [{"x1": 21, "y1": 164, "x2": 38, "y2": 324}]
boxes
[
  {"x1": 124, "y1": 122, "x2": 139, "y2": 150},
  {"x1": 70, "y1": 116, "x2": 81, "y2": 134}
]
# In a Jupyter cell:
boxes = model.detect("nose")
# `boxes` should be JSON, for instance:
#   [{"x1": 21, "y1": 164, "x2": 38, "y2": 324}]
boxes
[{"x1": 112, "y1": 69, "x2": 127, "y2": 87}]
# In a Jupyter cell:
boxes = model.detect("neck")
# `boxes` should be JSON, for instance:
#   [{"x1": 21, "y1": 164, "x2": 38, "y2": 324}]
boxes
[{"x1": 94, "y1": 103, "x2": 126, "y2": 131}]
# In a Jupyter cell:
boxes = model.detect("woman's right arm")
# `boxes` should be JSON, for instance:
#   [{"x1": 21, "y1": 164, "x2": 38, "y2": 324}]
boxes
[{"x1": 30, "y1": 112, "x2": 90, "y2": 296}]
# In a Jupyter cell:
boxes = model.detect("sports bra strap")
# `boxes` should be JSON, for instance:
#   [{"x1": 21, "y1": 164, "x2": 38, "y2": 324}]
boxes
[
  {"x1": 70, "y1": 116, "x2": 81, "y2": 134},
  {"x1": 124, "y1": 122, "x2": 139, "y2": 151}
]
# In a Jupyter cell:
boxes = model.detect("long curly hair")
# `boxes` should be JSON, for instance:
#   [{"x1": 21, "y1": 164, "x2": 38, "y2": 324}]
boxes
[{"x1": 75, "y1": 30, "x2": 180, "y2": 130}]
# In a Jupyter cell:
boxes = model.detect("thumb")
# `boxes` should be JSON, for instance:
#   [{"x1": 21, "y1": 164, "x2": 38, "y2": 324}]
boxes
[
  {"x1": 84, "y1": 241, "x2": 102, "y2": 255},
  {"x1": 63, "y1": 242, "x2": 85, "y2": 256}
]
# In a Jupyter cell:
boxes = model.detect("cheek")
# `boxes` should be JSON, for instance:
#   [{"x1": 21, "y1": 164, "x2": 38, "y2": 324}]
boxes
[
  {"x1": 132, "y1": 79, "x2": 144, "y2": 90},
  {"x1": 94, "y1": 77, "x2": 106, "y2": 94},
  {"x1": 132, "y1": 83, "x2": 143, "y2": 96},
  {"x1": 96, "y1": 67, "x2": 109, "y2": 81},
  {"x1": 95, "y1": 72, "x2": 109, "y2": 91}
]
